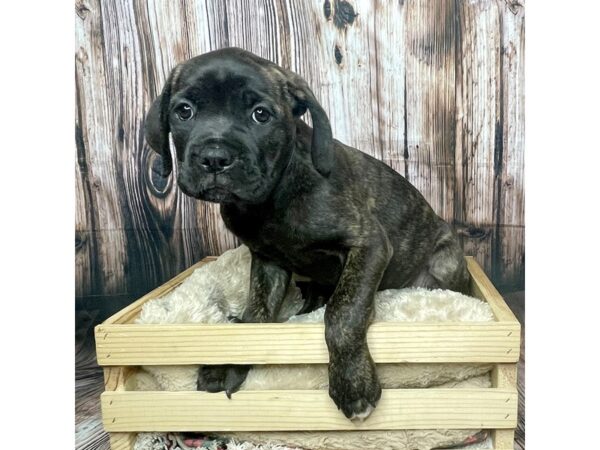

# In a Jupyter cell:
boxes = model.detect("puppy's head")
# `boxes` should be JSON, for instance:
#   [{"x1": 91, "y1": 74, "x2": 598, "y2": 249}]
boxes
[{"x1": 145, "y1": 47, "x2": 332, "y2": 204}]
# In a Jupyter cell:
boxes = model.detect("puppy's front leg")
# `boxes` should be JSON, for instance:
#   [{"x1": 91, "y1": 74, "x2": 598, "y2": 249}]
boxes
[
  {"x1": 325, "y1": 230, "x2": 392, "y2": 420},
  {"x1": 243, "y1": 252, "x2": 292, "y2": 324},
  {"x1": 198, "y1": 252, "x2": 290, "y2": 397}
]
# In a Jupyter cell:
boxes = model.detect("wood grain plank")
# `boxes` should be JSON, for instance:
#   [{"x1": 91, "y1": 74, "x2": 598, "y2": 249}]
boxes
[
  {"x1": 270, "y1": 0, "x2": 384, "y2": 161},
  {"x1": 455, "y1": 0, "x2": 503, "y2": 275},
  {"x1": 103, "y1": 366, "x2": 136, "y2": 450},
  {"x1": 103, "y1": 0, "x2": 173, "y2": 297},
  {"x1": 466, "y1": 256, "x2": 519, "y2": 323},
  {"x1": 494, "y1": 0, "x2": 525, "y2": 288},
  {"x1": 404, "y1": 0, "x2": 457, "y2": 222},
  {"x1": 76, "y1": 0, "x2": 129, "y2": 296},
  {"x1": 101, "y1": 388, "x2": 517, "y2": 432},
  {"x1": 95, "y1": 321, "x2": 519, "y2": 366},
  {"x1": 370, "y1": 0, "x2": 407, "y2": 174},
  {"x1": 76, "y1": 66, "x2": 96, "y2": 298},
  {"x1": 491, "y1": 364, "x2": 518, "y2": 449}
]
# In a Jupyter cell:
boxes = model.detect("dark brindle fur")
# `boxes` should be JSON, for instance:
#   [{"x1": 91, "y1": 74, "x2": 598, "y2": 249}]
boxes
[{"x1": 145, "y1": 48, "x2": 469, "y2": 420}]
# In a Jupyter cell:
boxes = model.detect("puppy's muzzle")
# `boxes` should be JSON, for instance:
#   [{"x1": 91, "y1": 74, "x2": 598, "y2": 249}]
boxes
[{"x1": 190, "y1": 145, "x2": 235, "y2": 174}]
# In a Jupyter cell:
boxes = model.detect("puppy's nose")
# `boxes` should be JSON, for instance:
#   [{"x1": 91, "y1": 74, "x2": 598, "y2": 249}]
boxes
[{"x1": 198, "y1": 147, "x2": 234, "y2": 173}]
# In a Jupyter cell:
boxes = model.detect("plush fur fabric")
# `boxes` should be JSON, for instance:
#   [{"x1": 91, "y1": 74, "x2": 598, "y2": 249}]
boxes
[
  {"x1": 133, "y1": 246, "x2": 495, "y2": 450},
  {"x1": 137, "y1": 246, "x2": 304, "y2": 325}
]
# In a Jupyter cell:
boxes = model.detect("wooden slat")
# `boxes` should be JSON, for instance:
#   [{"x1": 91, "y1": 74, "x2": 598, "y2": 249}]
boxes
[
  {"x1": 103, "y1": 366, "x2": 136, "y2": 450},
  {"x1": 466, "y1": 256, "x2": 519, "y2": 323},
  {"x1": 76, "y1": 0, "x2": 129, "y2": 297},
  {"x1": 101, "y1": 388, "x2": 516, "y2": 432},
  {"x1": 96, "y1": 321, "x2": 519, "y2": 366},
  {"x1": 369, "y1": 0, "x2": 407, "y2": 174},
  {"x1": 454, "y1": 0, "x2": 503, "y2": 276},
  {"x1": 491, "y1": 364, "x2": 518, "y2": 449},
  {"x1": 404, "y1": 0, "x2": 456, "y2": 222},
  {"x1": 494, "y1": 0, "x2": 525, "y2": 289}
]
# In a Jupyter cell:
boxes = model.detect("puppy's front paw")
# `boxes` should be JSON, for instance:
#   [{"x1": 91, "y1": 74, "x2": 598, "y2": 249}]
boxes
[
  {"x1": 197, "y1": 364, "x2": 250, "y2": 398},
  {"x1": 328, "y1": 351, "x2": 381, "y2": 421}
]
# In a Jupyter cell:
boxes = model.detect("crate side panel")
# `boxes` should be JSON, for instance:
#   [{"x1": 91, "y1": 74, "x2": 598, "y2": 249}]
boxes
[
  {"x1": 96, "y1": 322, "x2": 520, "y2": 365},
  {"x1": 102, "y1": 388, "x2": 517, "y2": 432}
]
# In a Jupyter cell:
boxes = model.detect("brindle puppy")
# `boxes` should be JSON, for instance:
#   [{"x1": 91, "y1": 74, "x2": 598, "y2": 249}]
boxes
[{"x1": 145, "y1": 48, "x2": 469, "y2": 421}]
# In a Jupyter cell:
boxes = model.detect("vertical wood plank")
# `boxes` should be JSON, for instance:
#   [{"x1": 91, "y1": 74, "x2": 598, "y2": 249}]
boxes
[
  {"x1": 455, "y1": 0, "x2": 503, "y2": 275},
  {"x1": 491, "y1": 364, "x2": 518, "y2": 449},
  {"x1": 104, "y1": 366, "x2": 136, "y2": 450},
  {"x1": 282, "y1": 0, "x2": 383, "y2": 157},
  {"x1": 369, "y1": 0, "x2": 407, "y2": 175},
  {"x1": 103, "y1": 0, "x2": 203, "y2": 294},
  {"x1": 494, "y1": 0, "x2": 525, "y2": 288},
  {"x1": 75, "y1": 96, "x2": 94, "y2": 298},
  {"x1": 404, "y1": 0, "x2": 457, "y2": 222},
  {"x1": 76, "y1": 0, "x2": 129, "y2": 296}
]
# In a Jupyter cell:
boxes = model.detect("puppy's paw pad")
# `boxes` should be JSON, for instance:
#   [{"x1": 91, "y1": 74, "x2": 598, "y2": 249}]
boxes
[
  {"x1": 328, "y1": 355, "x2": 382, "y2": 420},
  {"x1": 349, "y1": 403, "x2": 375, "y2": 422}
]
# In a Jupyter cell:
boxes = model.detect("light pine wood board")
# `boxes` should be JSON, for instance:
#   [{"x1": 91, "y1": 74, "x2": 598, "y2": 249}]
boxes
[
  {"x1": 491, "y1": 363, "x2": 518, "y2": 449},
  {"x1": 101, "y1": 388, "x2": 517, "y2": 432},
  {"x1": 466, "y1": 256, "x2": 519, "y2": 323},
  {"x1": 96, "y1": 321, "x2": 519, "y2": 365},
  {"x1": 102, "y1": 367, "x2": 137, "y2": 450},
  {"x1": 75, "y1": 0, "x2": 525, "y2": 302}
]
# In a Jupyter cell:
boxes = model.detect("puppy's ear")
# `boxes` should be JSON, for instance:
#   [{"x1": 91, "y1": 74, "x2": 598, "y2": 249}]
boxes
[
  {"x1": 281, "y1": 70, "x2": 333, "y2": 177},
  {"x1": 144, "y1": 65, "x2": 182, "y2": 178}
]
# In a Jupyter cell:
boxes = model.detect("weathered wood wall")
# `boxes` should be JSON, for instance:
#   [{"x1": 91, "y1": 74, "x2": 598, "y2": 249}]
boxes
[{"x1": 75, "y1": 0, "x2": 525, "y2": 308}]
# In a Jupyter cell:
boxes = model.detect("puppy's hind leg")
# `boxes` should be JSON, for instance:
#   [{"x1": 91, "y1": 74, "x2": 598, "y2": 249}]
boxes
[{"x1": 412, "y1": 223, "x2": 469, "y2": 293}]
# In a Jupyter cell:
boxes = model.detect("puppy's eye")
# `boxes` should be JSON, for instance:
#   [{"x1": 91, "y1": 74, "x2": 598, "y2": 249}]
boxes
[
  {"x1": 175, "y1": 103, "x2": 194, "y2": 121},
  {"x1": 251, "y1": 107, "x2": 271, "y2": 123}
]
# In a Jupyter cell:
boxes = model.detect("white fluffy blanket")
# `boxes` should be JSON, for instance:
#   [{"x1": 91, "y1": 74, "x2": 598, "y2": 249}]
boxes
[{"x1": 132, "y1": 246, "x2": 494, "y2": 450}]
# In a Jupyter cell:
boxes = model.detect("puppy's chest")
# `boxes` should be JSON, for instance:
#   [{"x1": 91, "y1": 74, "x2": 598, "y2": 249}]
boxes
[{"x1": 221, "y1": 208, "x2": 344, "y2": 283}]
